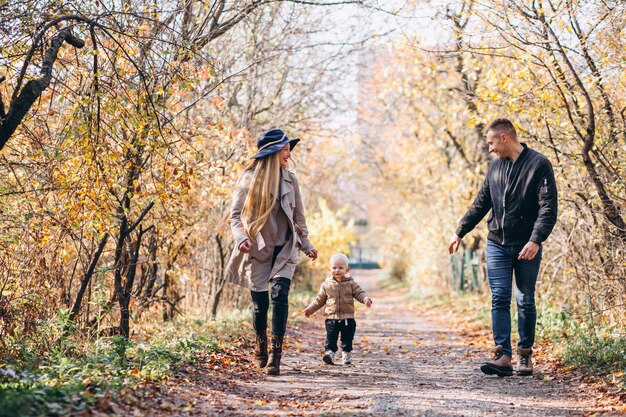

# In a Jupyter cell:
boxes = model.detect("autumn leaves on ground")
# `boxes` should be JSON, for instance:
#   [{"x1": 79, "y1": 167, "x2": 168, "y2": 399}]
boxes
[{"x1": 93, "y1": 271, "x2": 623, "y2": 417}]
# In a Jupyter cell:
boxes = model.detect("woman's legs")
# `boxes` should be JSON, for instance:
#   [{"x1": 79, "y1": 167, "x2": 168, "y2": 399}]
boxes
[
  {"x1": 250, "y1": 290, "x2": 269, "y2": 333},
  {"x1": 250, "y1": 290, "x2": 270, "y2": 367},
  {"x1": 267, "y1": 277, "x2": 291, "y2": 375},
  {"x1": 252, "y1": 244, "x2": 286, "y2": 334},
  {"x1": 254, "y1": 244, "x2": 289, "y2": 375},
  {"x1": 270, "y1": 277, "x2": 291, "y2": 336}
]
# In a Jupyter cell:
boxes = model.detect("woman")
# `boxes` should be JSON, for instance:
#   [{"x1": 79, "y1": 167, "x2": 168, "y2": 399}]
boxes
[{"x1": 225, "y1": 128, "x2": 317, "y2": 375}]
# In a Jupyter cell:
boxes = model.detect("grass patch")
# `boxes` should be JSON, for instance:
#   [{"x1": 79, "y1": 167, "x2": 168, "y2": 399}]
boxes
[
  {"x1": 414, "y1": 292, "x2": 493, "y2": 332},
  {"x1": 416, "y1": 290, "x2": 583, "y2": 343},
  {"x1": 0, "y1": 319, "x2": 239, "y2": 417},
  {"x1": 563, "y1": 335, "x2": 626, "y2": 383},
  {"x1": 378, "y1": 274, "x2": 408, "y2": 291},
  {"x1": 535, "y1": 301, "x2": 581, "y2": 340}
]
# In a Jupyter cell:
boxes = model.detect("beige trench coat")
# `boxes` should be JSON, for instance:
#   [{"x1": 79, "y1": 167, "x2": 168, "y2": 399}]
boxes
[{"x1": 224, "y1": 168, "x2": 314, "y2": 292}]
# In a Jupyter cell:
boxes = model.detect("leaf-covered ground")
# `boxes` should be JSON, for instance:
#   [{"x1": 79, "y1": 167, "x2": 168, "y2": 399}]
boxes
[{"x1": 103, "y1": 271, "x2": 626, "y2": 417}]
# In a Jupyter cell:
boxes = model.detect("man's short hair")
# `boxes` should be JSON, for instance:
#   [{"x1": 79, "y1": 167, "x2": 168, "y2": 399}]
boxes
[{"x1": 486, "y1": 118, "x2": 517, "y2": 138}]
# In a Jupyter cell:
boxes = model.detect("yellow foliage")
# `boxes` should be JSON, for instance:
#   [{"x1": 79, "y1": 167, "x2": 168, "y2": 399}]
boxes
[{"x1": 307, "y1": 198, "x2": 358, "y2": 273}]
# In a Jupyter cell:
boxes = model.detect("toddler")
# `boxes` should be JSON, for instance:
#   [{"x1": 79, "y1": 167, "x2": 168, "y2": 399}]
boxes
[{"x1": 303, "y1": 253, "x2": 372, "y2": 365}]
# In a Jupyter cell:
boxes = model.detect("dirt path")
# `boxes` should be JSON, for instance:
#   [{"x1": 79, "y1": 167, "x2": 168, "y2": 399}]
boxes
[{"x1": 117, "y1": 270, "x2": 623, "y2": 417}]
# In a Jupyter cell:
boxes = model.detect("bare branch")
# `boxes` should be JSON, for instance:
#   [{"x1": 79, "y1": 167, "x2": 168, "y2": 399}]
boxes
[
  {"x1": 126, "y1": 201, "x2": 155, "y2": 237},
  {"x1": 0, "y1": 28, "x2": 85, "y2": 151}
]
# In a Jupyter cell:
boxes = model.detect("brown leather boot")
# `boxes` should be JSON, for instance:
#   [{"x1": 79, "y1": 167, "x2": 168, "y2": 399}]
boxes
[
  {"x1": 517, "y1": 347, "x2": 533, "y2": 376},
  {"x1": 254, "y1": 331, "x2": 268, "y2": 368},
  {"x1": 480, "y1": 345, "x2": 513, "y2": 377},
  {"x1": 266, "y1": 334, "x2": 284, "y2": 375}
]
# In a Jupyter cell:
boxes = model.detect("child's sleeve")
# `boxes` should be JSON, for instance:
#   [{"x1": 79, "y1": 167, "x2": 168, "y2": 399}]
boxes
[
  {"x1": 352, "y1": 281, "x2": 370, "y2": 304},
  {"x1": 305, "y1": 284, "x2": 328, "y2": 315}
]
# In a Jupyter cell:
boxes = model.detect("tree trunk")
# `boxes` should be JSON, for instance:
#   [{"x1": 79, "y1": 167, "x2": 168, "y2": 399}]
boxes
[
  {"x1": 140, "y1": 230, "x2": 159, "y2": 306},
  {"x1": 65, "y1": 233, "x2": 109, "y2": 334}
]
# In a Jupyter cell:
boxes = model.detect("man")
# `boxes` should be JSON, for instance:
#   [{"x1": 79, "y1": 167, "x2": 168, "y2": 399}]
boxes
[{"x1": 448, "y1": 118, "x2": 558, "y2": 377}]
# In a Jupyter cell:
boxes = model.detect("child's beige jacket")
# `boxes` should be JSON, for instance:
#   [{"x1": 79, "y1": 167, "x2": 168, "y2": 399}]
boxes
[{"x1": 305, "y1": 274, "x2": 369, "y2": 320}]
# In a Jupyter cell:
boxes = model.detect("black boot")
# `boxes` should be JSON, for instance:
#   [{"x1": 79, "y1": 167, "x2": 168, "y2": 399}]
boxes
[
  {"x1": 266, "y1": 334, "x2": 284, "y2": 375},
  {"x1": 254, "y1": 331, "x2": 268, "y2": 368}
]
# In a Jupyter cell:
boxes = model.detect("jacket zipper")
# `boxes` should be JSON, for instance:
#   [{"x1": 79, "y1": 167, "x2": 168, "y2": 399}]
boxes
[
  {"x1": 502, "y1": 201, "x2": 506, "y2": 244},
  {"x1": 502, "y1": 162, "x2": 514, "y2": 244}
]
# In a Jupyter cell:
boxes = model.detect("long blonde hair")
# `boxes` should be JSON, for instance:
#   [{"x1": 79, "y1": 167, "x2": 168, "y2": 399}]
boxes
[{"x1": 242, "y1": 153, "x2": 281, "y2": 241}]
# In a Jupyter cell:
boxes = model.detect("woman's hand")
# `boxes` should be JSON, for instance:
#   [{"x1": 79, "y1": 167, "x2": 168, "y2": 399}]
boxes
[
  {"x1": 239, "y1": 239, "x2": 252, "y2": 253},
  {"x1": 306, "y1": 248, "x2": 318, "y2": 261},
  {"x1": 303, "y1": 308, "x2": 312, "y2": 318},
  {"x1": 364, "y1": 297, "x2": 373, "y2": 308}
]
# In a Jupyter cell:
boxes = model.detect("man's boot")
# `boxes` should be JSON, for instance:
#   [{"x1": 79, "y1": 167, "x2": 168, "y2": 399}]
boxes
[
  {"x1": 266, "y1": 334, "x2": 284, "y2": 375},
  {"x1": 517, "y1": 347, "x2": 533, "y2": 376},
  {"x1": 254, "y1": 331, "x2": 268, "y2": 368},
  {"x1": 480, "y1": 345, "x2": 513, "y2": 377}
]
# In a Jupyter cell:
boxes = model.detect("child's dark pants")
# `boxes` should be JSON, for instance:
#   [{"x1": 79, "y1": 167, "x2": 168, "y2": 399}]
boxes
[{"x1": 325, "y1": 318, "x2": 356, "y2": 352}]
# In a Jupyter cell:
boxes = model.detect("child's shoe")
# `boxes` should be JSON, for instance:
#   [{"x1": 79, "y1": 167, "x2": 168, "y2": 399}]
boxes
[
  {"x1": 322, "y1": 350, "x2": 334, "y2": 365},
  {"x1": 341, "y1": 351, "x2": 352, "y2": 365}
]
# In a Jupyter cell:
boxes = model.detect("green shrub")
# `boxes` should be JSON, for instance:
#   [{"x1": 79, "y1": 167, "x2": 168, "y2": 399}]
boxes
[
  {"x1": 0, "y1": 331, "x2": 222, "y2": 417},
  {"x1": 388, "y1": 257, "x2": 409, "y2": 283},
  {"x1": 563, "y1": 335, "x2": 626, "y2": 381}
]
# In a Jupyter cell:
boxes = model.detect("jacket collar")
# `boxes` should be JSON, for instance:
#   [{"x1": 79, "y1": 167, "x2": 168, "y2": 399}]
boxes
[
  {"x1": 327, "y1": 273, "x2": 352, "y2": 283},
  {"x1": 511, "y1": 143, "x2": 529, "y2": 164},
  {"x1": 269, "y1": 169, "x2": 292, "y2": 198},
  {"x1": 281, "y1": 168, "x2": 293, "y2": 183},
  {"x1": 280, "y1": 168, "x2": 293, "y2": 197}
]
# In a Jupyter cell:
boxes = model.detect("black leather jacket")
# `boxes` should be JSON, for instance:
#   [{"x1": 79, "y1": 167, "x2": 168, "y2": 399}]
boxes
[{"x1": 456, "y1": 144, "x2": 558, "y2": 245}]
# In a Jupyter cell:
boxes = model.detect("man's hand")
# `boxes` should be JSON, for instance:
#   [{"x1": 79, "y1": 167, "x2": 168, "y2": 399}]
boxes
[
  {"x1": 306, "y1": 248, "x2": 318, "y2": 261},
  {"x1": 238, "y1": 239, "x2": 252, "y2": 253},
  {"x1": 303, "y1": 309, "x2": 312, "y2": 318},
  {"x1": 448, "y1": 234, "x2": 462, "y2": 254},
  {"x1": 364, "y1": 297, "x2": 373, "y2": 308},
  {"x1": 518, "y1": 242, "x2": 540, "y2": 260}
]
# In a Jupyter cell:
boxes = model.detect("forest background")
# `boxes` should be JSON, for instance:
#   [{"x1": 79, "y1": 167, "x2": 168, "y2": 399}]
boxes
[{"x1": 0, "y1": 0, "x2": 625, "y2": 414}]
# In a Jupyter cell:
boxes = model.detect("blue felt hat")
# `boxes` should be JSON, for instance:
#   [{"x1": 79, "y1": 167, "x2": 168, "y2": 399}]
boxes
[{"x1": 252, "y1": 128, "x2": 300, "y2": 159}]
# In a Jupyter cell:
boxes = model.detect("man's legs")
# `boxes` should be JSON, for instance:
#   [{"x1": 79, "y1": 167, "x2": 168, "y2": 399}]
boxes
[
  {"x1": 513, "y1": 245, "x2": 542, "y2": 375},
  {"x1": 481, "y1": 240, "x2": 514, "y2": 376},
  {"x1": 486, "y1": 240, "x2": 514, "y2": 356},
  {"x1": 513, "y1": 245, "x2": 542, "y2": 350}
]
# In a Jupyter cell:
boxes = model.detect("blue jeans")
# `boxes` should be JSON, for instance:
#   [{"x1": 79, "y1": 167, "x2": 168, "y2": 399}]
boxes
[{"x1": 486, "y1": 240, "x2": 542, "y2": 357}]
